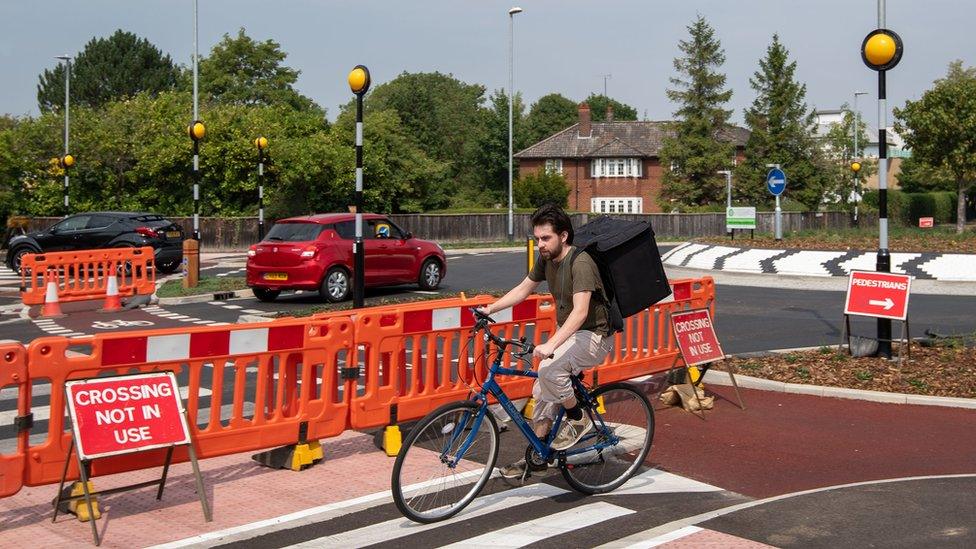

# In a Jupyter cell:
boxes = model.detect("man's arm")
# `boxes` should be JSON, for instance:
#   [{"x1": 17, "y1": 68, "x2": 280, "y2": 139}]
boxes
[
  {"x1": 533, "y1": 290, "x2": 591, "y2": 359},
  {"x1": 482, "y1": 276, "x2": 540, "y2": 315}
]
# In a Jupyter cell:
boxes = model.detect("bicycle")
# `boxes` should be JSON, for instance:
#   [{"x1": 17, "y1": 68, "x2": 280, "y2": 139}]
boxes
[{"x1": 391, "y1": 308, "x2": 654, "y2": 523}]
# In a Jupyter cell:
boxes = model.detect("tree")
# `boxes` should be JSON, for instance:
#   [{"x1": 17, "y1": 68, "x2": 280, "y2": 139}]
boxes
[
  {"x1": 37, "y1": 30, "x2": 179, "y2": 111},
  {"x1": 659, "y1": 15, "x2": 735, "y2": 206},
  {"x1": 471, "y1": 90, "x2": 527, "y2": 200},
  {"x1": 895, "y1": 60, "x2": 976, "y2": 233},
  {"x1": 198, "y1": 28, "x2": 317, "y2": 111},
  {"x1": 524, "y1": 93, "x2": 578, "y2": 145},
  {"x1": 583, "y1": 94, "x2": 637, "y2": 122},
  {"x1": 896, "y1": 156, "x2": 954, "y2": 193},
  {"x1": 514, "y1": 170, "x2": 569, "y2": 209},
  {"x1": 735, "y1": 35, "x2": 828, "y2": 209}
]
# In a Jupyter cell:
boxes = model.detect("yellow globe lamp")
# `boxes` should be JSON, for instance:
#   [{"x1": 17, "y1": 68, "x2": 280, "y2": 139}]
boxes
[
  {"x1": 188, "y1": 120, "x2": 207, "y2": 141},
  {"x1": 254, "y1": 136, "x2": 268, "y2": 150},
  {"x1": 60, "y1": 154, "x2": 75, "y2": 169},
  {"x1": 861, "y1": 29, "x2": 903, "y2": 71},
  {"x1": 348, "y1": 65, "x2": 371, "y2": 95},
  {"x1": 851, "y1": 161, "x2": 861, "y2": 173}
]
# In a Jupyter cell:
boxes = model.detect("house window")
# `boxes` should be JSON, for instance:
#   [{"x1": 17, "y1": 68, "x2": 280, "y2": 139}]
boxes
[
  {"x1": 590, "y1": 158, "x2": 643, "y2": 178},
  {"x1": 544, "y1": 159, "x2": 563, "y2": 174},
  {"x1": 590, "y1": 197, "x2": 643, "y2": 214}
]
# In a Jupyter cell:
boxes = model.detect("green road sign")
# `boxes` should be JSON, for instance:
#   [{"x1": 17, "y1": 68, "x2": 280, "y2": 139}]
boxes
[{"x1": 726, "y1": 207, "x2": 756, "y2": 230}]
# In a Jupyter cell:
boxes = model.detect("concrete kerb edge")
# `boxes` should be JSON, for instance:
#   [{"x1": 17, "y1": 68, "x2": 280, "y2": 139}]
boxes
[
  {"x1": 157, "y1": 288, "x2": 255, "y2": 306},
  {"x1": 703, "y1": 345, "x2": 976, "y2": 409}
]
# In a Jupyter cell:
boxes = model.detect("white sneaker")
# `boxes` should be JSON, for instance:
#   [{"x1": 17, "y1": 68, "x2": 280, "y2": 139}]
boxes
[{"x1": 551, "y1": 415, "x2": 593, "y2": 451}]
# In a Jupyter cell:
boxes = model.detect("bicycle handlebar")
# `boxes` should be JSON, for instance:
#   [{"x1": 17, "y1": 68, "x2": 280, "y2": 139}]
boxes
[{"x1": 470, "y1": 307, "x2": 553, "y2": 359}]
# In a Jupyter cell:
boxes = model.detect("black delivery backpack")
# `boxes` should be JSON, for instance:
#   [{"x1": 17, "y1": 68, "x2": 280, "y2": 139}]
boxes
[{"x1": 571, "y1": 215, "x2": 672, "y2": 334}]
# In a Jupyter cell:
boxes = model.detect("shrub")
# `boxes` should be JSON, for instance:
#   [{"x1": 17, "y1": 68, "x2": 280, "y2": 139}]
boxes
[
  {"x1": 513, "y1": 170, "x2": 570, "y2": 209},
  {"x1": 861, "y1": 190, "x2": 957, "y2": 225}
]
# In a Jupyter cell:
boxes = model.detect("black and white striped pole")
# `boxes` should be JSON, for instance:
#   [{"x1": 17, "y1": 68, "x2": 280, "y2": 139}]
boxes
[
  {"x1": 254, "y1": 136, "x2": 268, "y2": 241},
  {"x1": 861, "y1": 1, "x2": 903, "y2": 359},
  {"x1": 348, "y1": 65, "x2": 371, "y2": 309}
]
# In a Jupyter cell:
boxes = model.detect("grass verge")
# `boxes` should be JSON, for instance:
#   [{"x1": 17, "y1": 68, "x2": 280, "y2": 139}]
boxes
[{"x1": 156, "y1": 276, "x2": 248, "y2": 298}]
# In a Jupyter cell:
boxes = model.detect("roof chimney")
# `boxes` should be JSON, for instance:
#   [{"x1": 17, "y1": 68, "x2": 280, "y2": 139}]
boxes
[
  {"x1": 606, "y1": 104, "x2": 614, "y2": 124},
  {"x1": 578, "y1": 103, "x2": 591, "y2": 138}
]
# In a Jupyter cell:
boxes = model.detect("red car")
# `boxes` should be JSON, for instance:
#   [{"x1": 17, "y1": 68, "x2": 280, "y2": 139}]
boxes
[{"x1": 246, "y1": 213, "x2": 447, "y2": 302}]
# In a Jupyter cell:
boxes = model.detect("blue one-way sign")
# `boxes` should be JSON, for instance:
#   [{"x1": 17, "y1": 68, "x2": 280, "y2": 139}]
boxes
[{"x1": 766, "y1": 167, "x2": 787, "y2": 196}]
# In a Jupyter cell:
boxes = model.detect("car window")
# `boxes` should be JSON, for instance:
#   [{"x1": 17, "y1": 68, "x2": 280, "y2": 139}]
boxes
[
  {"x1": 264, "y1": 222, "x2": 325, "y2": 242},
  {"x1": 87, "y1": 215, "x2": 116, "y2": 229},
  {"x1": 369, "y1": 219, "x2": 400, "y2": 239},
  {"x1": 334, "y1": 221, "x2": 355, "y2": 240},
  {"x1": 54, "y1": 215, "x2": 91, "y2": 232}
]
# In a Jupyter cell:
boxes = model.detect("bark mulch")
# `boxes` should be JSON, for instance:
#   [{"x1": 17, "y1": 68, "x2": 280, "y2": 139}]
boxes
[{"x1": 725, "y1": 342, "x2": 976, "y2": 399}]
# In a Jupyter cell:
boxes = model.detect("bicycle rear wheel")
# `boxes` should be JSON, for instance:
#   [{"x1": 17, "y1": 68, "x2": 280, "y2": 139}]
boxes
[
  {"x1": 559, "y1": 382, "x2": 654, "y2": 494},
  {"x1": 392, "y1": 400, "x2": 499, "y2": 523}
]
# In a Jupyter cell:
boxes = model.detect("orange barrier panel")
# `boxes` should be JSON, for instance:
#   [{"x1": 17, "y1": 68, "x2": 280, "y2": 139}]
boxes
[
  {"x1": 20, "y1": 247, "x2": 157, "y2": 306},
  {"x1": 20, "y1": 316, "x2": 353, "y2": 489},
  {"x1": 348, "y1": 294, "x2": 559, "y2": 430},
  {"x1": 593, "y1": 277, "x2": 715, "y2": 385},
  {"x1": 0, "y1": 341, "x2": 28, "y2": 498}
]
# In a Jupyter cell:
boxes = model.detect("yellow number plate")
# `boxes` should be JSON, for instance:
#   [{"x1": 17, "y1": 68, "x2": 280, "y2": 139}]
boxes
[
  {"x1": 166, "y1": 231, "x2": 181, "y2": 238},
  {"x1": 263, "y1": 273, "x2": 288, "y2": 281}
]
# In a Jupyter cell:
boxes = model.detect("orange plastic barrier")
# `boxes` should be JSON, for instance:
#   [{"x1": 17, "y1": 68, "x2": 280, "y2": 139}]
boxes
[
  {"x1": 20, "y1": 247, "x2": 157, "y2": 306},
  {"x1": 0, "y1": 341, "x2": 28, "y2": 498},
  {"x1": 20, "y1": 316, "x2": 352, "y2": 488},
  {"x1": 349, "y1": 294, "x2": 559, "y2": 430}
]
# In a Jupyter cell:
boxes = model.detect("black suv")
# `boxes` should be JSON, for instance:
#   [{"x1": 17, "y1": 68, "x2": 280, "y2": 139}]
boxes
[{"x1": 6, "y1": 212, "x2": 185, "y2": 273}]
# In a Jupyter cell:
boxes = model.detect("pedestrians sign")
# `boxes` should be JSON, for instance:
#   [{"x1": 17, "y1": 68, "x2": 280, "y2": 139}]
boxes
[
  {"x1": 671, "y1": 309, "x2": 725, "y2": 366},
  {"x1": 766, "y1": 167, "x2": 786, "y2": 196},
  {"x1": 726, "y1": 207, "x2": 756, "y2": 231},
  {"x1": 65, "y1": 372, "x2": 190, "y2": 460},
  {"x1": 844, "y1": 271, "x2": 912, "y2": 321}
]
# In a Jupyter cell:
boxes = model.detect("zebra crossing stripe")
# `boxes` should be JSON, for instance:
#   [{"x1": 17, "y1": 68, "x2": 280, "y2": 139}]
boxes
[
  {"x1": 285, "y1": 482, "x2": 569, "y2": 548},
  {"x1": 441, "y1": 502, "x2": 634, "y2": 548}
]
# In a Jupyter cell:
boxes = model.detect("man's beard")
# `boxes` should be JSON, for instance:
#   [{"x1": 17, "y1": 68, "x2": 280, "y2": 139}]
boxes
[{"x1": 540, "y1": 241, "x2": 563, "y2": 260}]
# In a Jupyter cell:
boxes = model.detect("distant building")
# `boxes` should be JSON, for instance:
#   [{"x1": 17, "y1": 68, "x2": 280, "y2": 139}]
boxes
[
  {"x1": 813, "y1": 109, "x2": 909, "y2": 190},
  {"x1": 515, "y1": 103, "x2": 748, "y2": 213}
]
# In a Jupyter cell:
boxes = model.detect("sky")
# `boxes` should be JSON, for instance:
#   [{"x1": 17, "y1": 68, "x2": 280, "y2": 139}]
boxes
[{"x1": 1, "y1": 0, "x2": 973, "y2": 127}]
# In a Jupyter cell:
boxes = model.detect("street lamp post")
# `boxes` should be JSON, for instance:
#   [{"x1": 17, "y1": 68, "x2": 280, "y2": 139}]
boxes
[
  {"x1": 861, "y1": 0, "x2": 903, "y2": 359},
  {"x1": 255, "y1": 137, "x2": 268, "y2": 240},
  {"x1": 56, "y1": 55, "x2": 71, "y2": 216},
  {"x1": 507, "y1": 6, "x2": 522, "y2": 242},
  {"x1": 349, "y1": 65, "x2": 371, "y2": 309},
  {"x1": 718, "y1": 170, "x2": 732, "y2": 234},
  {"x1": 852, "y1": 91, "x2": 868, "y2": 224}
]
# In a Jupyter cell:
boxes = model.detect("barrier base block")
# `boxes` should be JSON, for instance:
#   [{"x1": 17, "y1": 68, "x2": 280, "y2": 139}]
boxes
[
  {"x1": 596, "y1": 396, "x2": 606, "y2": 414},
  {"x1": 57, "y1": 481, "x2": 101, "y2": 522},
  {"x1": 523, "y1": 398, "x2": 536, "y2": 419},
  {"x1": 251, "y1": 441, "x2": 324, "y2": 472},
  {"x1": 383, "y1": 425, "x2": 402, "y2": 457}
]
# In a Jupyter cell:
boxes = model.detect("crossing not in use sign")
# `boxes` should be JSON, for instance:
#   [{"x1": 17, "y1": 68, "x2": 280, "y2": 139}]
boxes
[{"x1": 844, "y1": 270, "x2": 913, "y2": 321}]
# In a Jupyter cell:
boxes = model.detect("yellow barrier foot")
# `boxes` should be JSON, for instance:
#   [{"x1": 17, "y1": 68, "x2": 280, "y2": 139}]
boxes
[
  {"x1": 60, "y1": 481, "x2": 101, "y2": 522},
  {"x1": 382, "y1": 425, "x2": 402, "y2": 457},
  {"x1": 596, "y1": 396, "x2": 606, "y2": 414},
  {"x1": 522, "y1": 398, "x2": 536, "y2": 419},
  {"x1": 251, "y1": 441, "x2": 324, "y2": 472}
]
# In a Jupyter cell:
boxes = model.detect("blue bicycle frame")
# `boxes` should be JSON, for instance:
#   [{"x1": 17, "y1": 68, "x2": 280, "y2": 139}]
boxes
[{"x1": 445, "y1": 342, "x2": 620, "y2": 468}]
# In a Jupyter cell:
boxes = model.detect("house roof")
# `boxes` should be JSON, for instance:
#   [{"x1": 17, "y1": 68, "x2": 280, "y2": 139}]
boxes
[{"x1": 515, "y1": 121, "x2": 750, "y2": 159}]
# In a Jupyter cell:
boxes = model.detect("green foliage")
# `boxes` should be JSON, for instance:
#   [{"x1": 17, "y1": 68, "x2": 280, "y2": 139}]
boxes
[
  {"x1": 855, "y1": 370, "x2": 873, "y2": 381},
  {"x1": 659, "y1": 15, "x2": 735, "y2": 206},
  {"x1": 821, "y1": 103, "x2": 876, "y2": 207},
  {"x1": 514, "y1": 170, "x2": 570, "y2": 209},
  {"x1": 897, "y1": 156, "x2": 955, "y2": 193},
  {"x1": 861, "y1": 190, "x2": 957, "y2": 225},
  {"x1": 198, "y1": 28, "x2": 317, "y2": 112},
  {"x1": 37, "y1": 30, "x2": 179, "y2": 111},
  {"x1": 471, "y1": 90, "x2": 527, "y2": 199},
  {"x1": 895, "y1": 61, "x2": 976, "y2": 233},
  {"x1": 735, "y1": 35, "x2": 829, "y2": 210},
  {"x1": 524, "y1": 93, "x2": 578, "y2": 145},
  {"x1": 584, "y1": 94, "x2": 638, "y2": 121}
]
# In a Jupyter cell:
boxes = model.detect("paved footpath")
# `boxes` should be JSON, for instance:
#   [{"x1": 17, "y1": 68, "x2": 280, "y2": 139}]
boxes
[{"x1": 2, "y1": 381, "x2": 974, "y2": 548}]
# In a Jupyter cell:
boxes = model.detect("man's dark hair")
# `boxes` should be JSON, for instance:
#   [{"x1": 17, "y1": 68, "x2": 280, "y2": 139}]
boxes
[{"x1": 531, "y1": 203, "x2": 574, "y2": 245}]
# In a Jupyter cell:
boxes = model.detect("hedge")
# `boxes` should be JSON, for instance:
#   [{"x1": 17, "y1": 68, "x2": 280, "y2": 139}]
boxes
[{"x1": 861, "y1": 190, "x2": 957, "y2": 225}]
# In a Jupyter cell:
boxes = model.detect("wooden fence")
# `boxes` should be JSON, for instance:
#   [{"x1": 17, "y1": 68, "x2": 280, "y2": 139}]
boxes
[{"x1": 23, "y1": 211, "x2": 874, "y2": 251}]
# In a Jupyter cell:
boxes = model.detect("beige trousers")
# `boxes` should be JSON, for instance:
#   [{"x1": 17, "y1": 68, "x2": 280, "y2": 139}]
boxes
[{"x1": 531, "y1": 330, "x2": 613, "y2": 422}]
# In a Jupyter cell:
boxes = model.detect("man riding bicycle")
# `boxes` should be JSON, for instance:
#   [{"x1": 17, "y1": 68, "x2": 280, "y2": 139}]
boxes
[{"x1": 478, "y1": 204, "x2": 613, "y2": 478}]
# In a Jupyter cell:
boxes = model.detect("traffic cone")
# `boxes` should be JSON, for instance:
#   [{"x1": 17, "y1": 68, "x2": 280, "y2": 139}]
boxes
[
  {"x1": 41, "y1": 281, "x2": 63, "y2": 318},
  {"x1": 100, "y1": 274, "x2": 122, "y2": 313}
]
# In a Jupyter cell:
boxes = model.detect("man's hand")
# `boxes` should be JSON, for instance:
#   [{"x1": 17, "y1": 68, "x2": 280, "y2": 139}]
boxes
[
  {"x1": 533, "y1": 342, "x2": 555, "y2": 360},
  {"x1": 475, "y1": 306, "x2": 492, "y2": 317}
]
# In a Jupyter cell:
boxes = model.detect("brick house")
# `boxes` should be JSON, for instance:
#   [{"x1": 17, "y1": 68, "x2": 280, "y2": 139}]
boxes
[{"x1": 515, "y1": 103, "x2": 749, "y2": 213}]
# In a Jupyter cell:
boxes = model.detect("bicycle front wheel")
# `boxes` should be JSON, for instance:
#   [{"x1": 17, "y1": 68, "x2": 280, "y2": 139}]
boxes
[
  {"x1": 560, "y1": 382, "x2": 654, "y2": 494},
  {"x1": 392, "y1": 400, "x2": 499, "y2": 523}
]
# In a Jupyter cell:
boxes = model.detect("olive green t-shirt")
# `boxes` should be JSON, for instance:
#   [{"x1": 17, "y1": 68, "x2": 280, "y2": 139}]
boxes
[{"x1": 528, "y1": 246, "x2": 610, "y2": 336}]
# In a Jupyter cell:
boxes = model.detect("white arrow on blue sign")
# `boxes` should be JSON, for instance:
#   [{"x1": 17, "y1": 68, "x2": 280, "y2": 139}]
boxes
[{"x1": 766, "y1": 167, "x2": 786, "y2": 196}]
